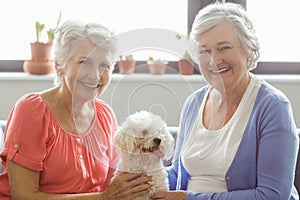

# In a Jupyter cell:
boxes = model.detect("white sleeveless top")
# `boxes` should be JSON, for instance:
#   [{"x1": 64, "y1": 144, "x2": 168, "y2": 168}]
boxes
[{"x1": 181, "y1": 74, "x2": 262, "y2": 194}]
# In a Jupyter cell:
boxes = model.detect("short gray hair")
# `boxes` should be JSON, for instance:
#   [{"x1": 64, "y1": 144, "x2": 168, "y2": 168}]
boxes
[
  {"x1": 54, "y1": 20, "x2": 118, "y2": 84},
  {"x1": 190, "y1": 3, "x2": 260, "y2": 70}
]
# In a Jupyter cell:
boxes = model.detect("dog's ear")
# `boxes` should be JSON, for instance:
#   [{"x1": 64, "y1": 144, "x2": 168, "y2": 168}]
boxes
[
  {"x1": 161, "y1": 129, "x2": 175, "y2": 160},
  {"x1": 114, "y1": 129, "x2": 123, "y2": 147},
  {"x1": 114, "y1": 129, "x2": 137, "y2": 153}
]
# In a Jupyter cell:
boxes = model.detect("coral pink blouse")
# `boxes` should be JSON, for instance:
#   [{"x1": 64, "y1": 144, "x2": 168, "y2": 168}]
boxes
[{"x1": 0, "y1": 93, "x2": 118, "y2": 198}]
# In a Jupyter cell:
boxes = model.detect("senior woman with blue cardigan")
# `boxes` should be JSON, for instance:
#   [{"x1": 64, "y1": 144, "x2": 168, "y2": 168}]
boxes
[{"x1": 153, "y1": 2, "x2": 299, "y2": 200}]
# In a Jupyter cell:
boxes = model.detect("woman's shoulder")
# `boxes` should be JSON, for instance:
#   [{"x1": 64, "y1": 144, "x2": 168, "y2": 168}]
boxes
[
  {"x1": 252, "y1": 79, "x2": 294, "y2": 124},
  {"x1": 94, "y1": 99, "x2": 117, "y2": 123},
  {"x1": 6, "y1": 93, "x2": 54, "y2": 139},
  {"x1": 18, "y1": 92, "x2": 41, "y2": 101},
  {"x1": 180, "y1": 85, "x2": 210, "y2": 121},
  {"x1": 94, "y1": 99, "x2": 113, "y2": 113},
  {"x1": 14, "y1": 93, "x2": 46, "y2": 112},
  {"x1": 258, "y1": 80, "x2": 290, "y2": 104},
  {"x1": 192, "y1": 84, "x2": 210, "y2": 97},
  {"x1": 184, "y1": 85, "x2": 210, "y2": 105}
]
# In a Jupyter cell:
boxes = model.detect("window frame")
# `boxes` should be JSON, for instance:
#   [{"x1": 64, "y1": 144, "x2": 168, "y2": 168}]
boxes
[
  {"x1": 0, "y1": 0, "x2": 299, "y2": 74},
  {"x1": 186, "y1": 0, "x2": 299, "y2": 75},
  {"x1": 0, "y1": 60, "x2": 299, "y2": 75}
]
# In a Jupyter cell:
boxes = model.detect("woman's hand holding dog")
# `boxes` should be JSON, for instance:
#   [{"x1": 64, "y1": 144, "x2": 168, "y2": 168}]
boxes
[
  {"x1": 102, "y1": 172, "x2": 151, "y2": 200},
  {"x1": 152, "y1": 190, "x2": 187, "y2": 200}
]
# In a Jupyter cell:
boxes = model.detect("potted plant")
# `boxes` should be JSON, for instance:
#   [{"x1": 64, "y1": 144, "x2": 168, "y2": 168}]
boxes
[
  {"x1": 175, "y1": 33, "x2": 195, "y2": 75},
  {"x1": 147, "y1": 56, "x2": 168, "y2": 75},
  {"x1": 118, "y1": 54, "x2": 136, "y2": 74},
  {"x1": 23, "y1": 11, "x2": 62, "y2": 75}
]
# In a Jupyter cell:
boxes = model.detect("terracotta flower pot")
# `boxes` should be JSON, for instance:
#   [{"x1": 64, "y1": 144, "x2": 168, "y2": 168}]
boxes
[
  {"x1": 23, "y1": 42, "x2": 55, "y2": 75},
  {"x1": 178, "y1": 59, "x2": 194, "y2": 75},
  {"x1": 118, "y1": 60, "x2": 136, "y2": 74},
  {"x1": 30, "y1": 42, "x2": 53, "y2": 61},
  {"x1": 23, "y1": 60, "x2": 55, "y2": 75},
  {"x1": 147, "y1": 61, "x2": 168, "y2": 75}
]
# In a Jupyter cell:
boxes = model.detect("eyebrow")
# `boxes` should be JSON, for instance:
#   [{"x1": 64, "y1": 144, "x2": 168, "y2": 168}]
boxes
[
  {"x1": 76, "y1": 56, "x2": 89, "y2": 60},
  {"x1": 217, "y1": 41, "x2": 232, "y2": 46},
  {"x1": 199, "y1": 41, "x2": 232, "y2": 48}
]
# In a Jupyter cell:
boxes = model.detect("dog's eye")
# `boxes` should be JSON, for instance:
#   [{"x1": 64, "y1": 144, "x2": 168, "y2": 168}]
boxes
[
  {"x1": 142, "y1": 130, "x2": 148, "y2": 135},
  {"x1": 153, "y1": 138, "x2": 161, "y2": 146},
  {"x1": 142, "y1": 147, "x2": 147, "y2": 152}
]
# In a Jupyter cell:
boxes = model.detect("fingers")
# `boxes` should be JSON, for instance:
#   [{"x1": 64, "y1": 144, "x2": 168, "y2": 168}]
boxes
[
  {"x1": 152, "y1": 191, "x2": 166, "y2": 199},
  {"x1": 104, "y1": 172, "x2": 152, "y2": 199},
  {"x1": 124, "y1": 182, "x2": 151, "y2": 199},
  {"x1": 113, "y1": 172, "x2": 144, "y2": 182},
  {"x1": 126, "y1": 174, "x2": 151, "y2": 188},
  {"x1": 129, "y1": 180, "x2": 151, "y2": 194},
  {"x1": 112, "y1": 172, "x2": 150, "y2": 190},
  {"x1": 152, "y1": 191, "x2": 187, "y2": 200}
]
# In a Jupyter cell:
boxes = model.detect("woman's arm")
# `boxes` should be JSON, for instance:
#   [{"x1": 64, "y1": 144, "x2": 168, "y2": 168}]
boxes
[{"x1": 8, "y1": 160, "x2": 151, "y2": 200}]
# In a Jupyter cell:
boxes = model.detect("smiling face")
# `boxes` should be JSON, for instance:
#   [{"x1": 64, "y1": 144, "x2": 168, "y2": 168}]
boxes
[
  {"x1": 197, "y1": 22, "x2": 250, "y2": 92},
  {"x1": 58, "y1": 38, "x2": 113, "y2": 102}
]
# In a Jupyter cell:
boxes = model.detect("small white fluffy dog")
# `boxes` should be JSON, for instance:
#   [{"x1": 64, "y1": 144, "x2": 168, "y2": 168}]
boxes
[{"x1": 115, "y1": 110, "x2": 174, "y2": 200}]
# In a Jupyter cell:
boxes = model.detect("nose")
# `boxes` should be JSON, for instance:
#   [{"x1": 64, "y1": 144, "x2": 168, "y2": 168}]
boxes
[
  {"x1": 88, "y1": 65, "x2": 105, "y2": 80},
  {"x1": 153, "y1": 138, "x2": 161, "y2": 146},
  {"x1": 208, "y1": 51, "x2": 222, "y2": 67},
  {"x1": 95, "y1": 67, "x2": 102, "y2": 79}
]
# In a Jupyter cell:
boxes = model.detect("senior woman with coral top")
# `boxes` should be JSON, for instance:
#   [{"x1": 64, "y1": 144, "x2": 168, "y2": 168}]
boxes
[
  {"x1": 0, "y1": 20, "x2": 151, "y2": 200},
  {"x1": 153, "y1": 2, "x2": 299, "y2": 200}
]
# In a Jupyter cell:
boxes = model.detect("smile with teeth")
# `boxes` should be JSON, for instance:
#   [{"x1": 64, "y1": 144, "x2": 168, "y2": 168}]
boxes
[
  {"x1": 79, "y1": 81, "x2": 100, "y2": 88},
  {"x1": 211, "y1": 67, "x2": 230, "y2": 74}
]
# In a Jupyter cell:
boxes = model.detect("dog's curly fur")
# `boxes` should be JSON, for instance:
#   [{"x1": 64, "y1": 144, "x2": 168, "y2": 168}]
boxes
[{"x1": 115, "y1": 110, "x2": 174, "y2": 200}]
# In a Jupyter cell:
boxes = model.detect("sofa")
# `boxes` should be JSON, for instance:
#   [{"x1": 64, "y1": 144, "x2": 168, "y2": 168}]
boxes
[{"x1": 0, "y1": 120, "x2": 299, "y2": 195}]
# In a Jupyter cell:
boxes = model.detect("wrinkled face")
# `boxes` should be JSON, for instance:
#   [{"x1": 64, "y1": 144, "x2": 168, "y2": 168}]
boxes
[
  {"x1": 197, "y1": 22, "x2": 250, "y2": 91},
  {"x1": 58, "y1": 38, "x2": 113, "y2": 102}
]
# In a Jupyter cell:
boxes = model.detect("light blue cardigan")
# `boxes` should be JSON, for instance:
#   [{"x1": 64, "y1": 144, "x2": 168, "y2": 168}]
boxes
[{"x1": 167, "y1": 80, "x2": 299, "y2": 200}]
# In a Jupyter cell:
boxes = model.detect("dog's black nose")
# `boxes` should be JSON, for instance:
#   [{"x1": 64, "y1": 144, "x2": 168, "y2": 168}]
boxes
[{"x1": 153, "y1": 138, "x2": 161, "y2": 146}]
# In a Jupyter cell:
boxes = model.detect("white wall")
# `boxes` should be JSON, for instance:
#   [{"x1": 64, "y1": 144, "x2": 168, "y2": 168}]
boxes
[{"x1": 0, "y1": 73, "x2": 299, "y2": 127}]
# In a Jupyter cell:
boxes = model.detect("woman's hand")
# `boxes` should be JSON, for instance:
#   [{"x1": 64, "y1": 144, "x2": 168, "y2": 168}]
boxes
[
  {"x1": 152, "y1": 190, "x2": 187, "y2": 200},
  {"x1": 102, "y1": 172, "x2": 152, "y2": 200}
]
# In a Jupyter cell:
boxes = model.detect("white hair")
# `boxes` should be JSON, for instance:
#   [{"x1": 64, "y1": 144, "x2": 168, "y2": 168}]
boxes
[
  {"x1": 189, "y1": 2, "x2": 260, "y2": 70},
  {"x1": 54, "y1": 20, "x2": 118, "y2": 85}
]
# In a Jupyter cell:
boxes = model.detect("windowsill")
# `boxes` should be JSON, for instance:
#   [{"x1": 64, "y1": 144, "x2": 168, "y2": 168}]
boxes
[
  {"x1": 0, "y1": 60, "x2": 299, "y2": 75},
  {"x1": 0, "y1": 72, "x2": 300, "y2": 83},
  {"x1": 0, "y1": 72, "x2": 55, "y2": 81}
]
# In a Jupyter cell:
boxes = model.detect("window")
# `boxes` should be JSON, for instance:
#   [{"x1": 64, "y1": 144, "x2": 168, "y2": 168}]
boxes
[
  {"x1": 247, "y1": 0, "x2": 300, "y2": 62},
  {"x1": 0, "y1": 0, "x2": 299, "y2": 73},
  {"x1": 0, "y1": 0, "x2": 187, "y2": 61},
  {"x1": 187, "y1": 0, "x2": 300, "y2": 74}
]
